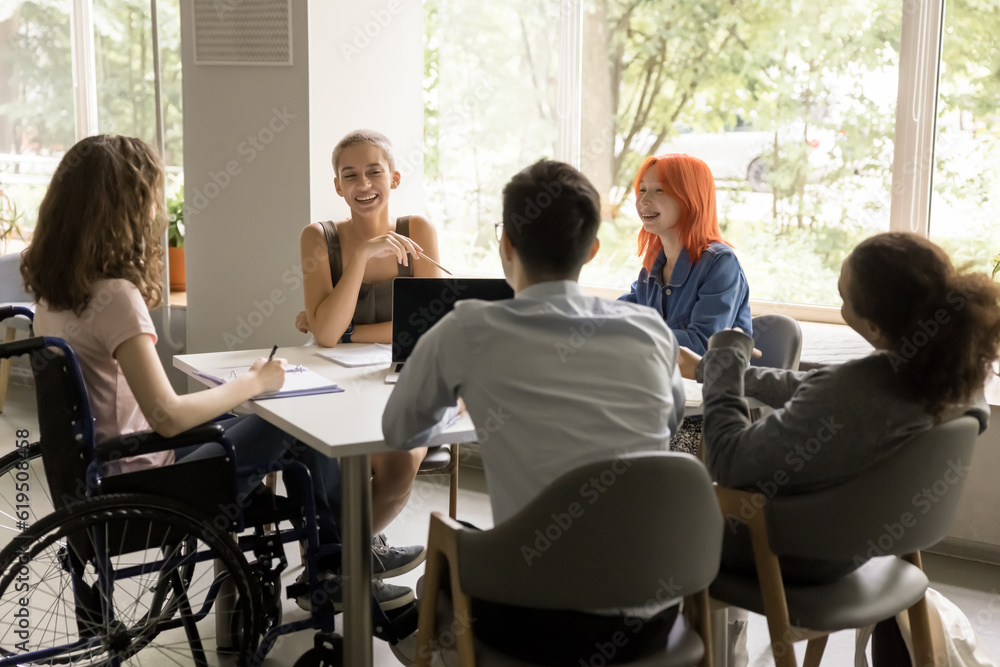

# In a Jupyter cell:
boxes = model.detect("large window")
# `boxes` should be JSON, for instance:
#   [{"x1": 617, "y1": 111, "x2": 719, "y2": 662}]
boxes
[
  {"x1": 576, "y1": 0, "x2": 900, "y2": 302},
  {"x1": 424, "y1": 0, "x2": 560, "y2": 277},
  {"x1": 0, "y1": 0, "x2": 182, "y2": 252},
  {"x1": 93, "y1": 0, "x2": 182, "y2": 169},
  {"x1": 0, "y1": 0, "x2": 74, "y2": 245},
  {"x1": 425, "y1": 0, "x2": 994, "y2": 314}
]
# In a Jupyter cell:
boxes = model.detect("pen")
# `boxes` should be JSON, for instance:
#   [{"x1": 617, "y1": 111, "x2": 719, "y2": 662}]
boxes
[
  {"x1": 268, "y1": 344, "x2": 278, "y2": 361},
  {"x1": 416, "y1": 251, "x2": 453, "y2": 276}
]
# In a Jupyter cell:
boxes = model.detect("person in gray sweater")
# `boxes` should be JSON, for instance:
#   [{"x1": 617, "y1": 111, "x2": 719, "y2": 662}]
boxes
[
  {"x1": 693, "y1": 232, "x2": 997, "y2": 503},
  {"x1": 685, "y1": 232, "x2": 1000, "y2": 665}
]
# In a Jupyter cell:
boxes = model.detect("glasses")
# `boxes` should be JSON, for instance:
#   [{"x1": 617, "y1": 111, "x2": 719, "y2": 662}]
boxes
[{"x1": 494, "y1": 221, "x2": 504, "y2": 243}]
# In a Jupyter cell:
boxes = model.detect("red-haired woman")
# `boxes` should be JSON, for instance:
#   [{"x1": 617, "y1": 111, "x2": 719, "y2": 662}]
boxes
[{"x1": 620, "y1": 154, "x2": 751, "y2": 453}]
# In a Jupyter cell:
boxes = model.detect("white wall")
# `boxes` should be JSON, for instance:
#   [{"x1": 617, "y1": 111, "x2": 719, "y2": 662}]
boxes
[
  {"x1": 181, "y1": 0, "x2": 423, "y2": 354},
  {"x1": 308, "y1": 1, "x2": 425, "y2": 222},
  {"x1": 946, "y1": 407, "x2": 1000, "y2": 552}
]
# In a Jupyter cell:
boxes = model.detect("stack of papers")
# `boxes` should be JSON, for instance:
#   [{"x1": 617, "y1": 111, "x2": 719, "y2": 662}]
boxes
[
  {"x1": 193, "y1": 364, "x2": 343, "y2": 400},
  {"x1": 315, "y1": 344, "x2": 393, "y2": 368},
  {"x1": 682, "y1": 378, "x2": 703, "y2": 407}
]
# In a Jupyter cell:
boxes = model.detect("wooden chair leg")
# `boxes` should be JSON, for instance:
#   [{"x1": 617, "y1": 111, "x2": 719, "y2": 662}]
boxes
[
  {"x1": 0, "y1": 326, "x2": 16, "y2": 414},
  {"x1": 906, "y1": 595, "x2": 940, "y2": 667},
  {"x1": 416, "y1": 544, "x2": 445, "y2": 667},
  {"x1": 418, "y1": 513, "x2": 476, "y2": 667},
  {"x1": 803, "y1": 635, "x2": 828, "y2": 667},
  {"x1": 904, "y1": 552, "x2": 945, "y2": 667},
  {"x1": 449, "y1": 459, "x2": 459, "y2": 519},
  {"x1": 717, "y1": 487, "x2": 798, "y2": 667},
  {"x1": 684, "y1": 589, "x2": 714, "y2": 667}
]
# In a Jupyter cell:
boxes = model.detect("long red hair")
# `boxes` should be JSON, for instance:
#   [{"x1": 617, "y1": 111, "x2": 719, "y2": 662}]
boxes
[{"x1": 633, "y1": 154, "x2": 730, "y2": 271}]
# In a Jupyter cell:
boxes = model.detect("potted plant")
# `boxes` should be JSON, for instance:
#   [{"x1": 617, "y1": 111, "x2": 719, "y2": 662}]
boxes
[
  {"x1": 167, "y1": 187, "x2": 185, "y2": 291},
  {"x1": 0, "y1": 184, "x2": 23, "y2": 255}
]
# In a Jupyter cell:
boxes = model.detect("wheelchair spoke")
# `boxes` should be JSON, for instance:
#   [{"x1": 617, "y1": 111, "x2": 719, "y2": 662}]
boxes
[{"x1": 0, "y1": 494, "x2": 258, "y2": 666}]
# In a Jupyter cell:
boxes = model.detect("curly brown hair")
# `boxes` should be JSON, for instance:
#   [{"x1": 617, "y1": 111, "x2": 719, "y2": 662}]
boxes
[
  {"x1": 847, "y1": 232, "x2": 1000, "y2": 417},
  {"x1": 21, "y1": 135, "x2": 165, "y2": 314}
]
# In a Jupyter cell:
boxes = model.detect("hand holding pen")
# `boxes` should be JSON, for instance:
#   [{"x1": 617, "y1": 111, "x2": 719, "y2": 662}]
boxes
[
  {"x1": 360, "y1": 232, "x2": 453, "y2": 275},
  {"x1": 250, "y1": 344, "x2": 287, "y2": 393}
]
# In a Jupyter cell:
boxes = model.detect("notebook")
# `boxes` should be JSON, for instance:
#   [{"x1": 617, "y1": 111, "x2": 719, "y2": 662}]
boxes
[
  {"x1": 386, "y1": 277, "x2": 515, "y2": 383},
  {"x1": 192, "y1": 364, "x2": 344, "y2": 399},
  {"x1": 315, "y1": 344, "x2": 393, "y2": 367}
]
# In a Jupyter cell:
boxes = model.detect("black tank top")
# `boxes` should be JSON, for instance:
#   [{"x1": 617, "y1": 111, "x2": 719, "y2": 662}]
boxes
[{"x1": 318, "y1": 217, "x2": 413, "y2": 325}]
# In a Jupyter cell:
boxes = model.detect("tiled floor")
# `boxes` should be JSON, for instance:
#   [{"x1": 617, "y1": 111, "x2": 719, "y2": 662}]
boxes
[{"x1": 1, "y1": 380, "x2": 999, "y2": 666}]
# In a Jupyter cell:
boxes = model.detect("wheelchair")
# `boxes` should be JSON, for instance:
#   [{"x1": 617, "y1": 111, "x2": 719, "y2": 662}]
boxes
[{"x1": 0, "y1": 306, "x2": 417, "y2": 666}]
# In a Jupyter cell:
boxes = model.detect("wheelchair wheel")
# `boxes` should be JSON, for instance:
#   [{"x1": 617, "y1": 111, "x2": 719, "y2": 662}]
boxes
[
  {"x1": 0, "y1": 493, "x2": 260, "y2": 666},
  {"x1": 0, "y1": 443, "x2": 55, "y2": 551}
]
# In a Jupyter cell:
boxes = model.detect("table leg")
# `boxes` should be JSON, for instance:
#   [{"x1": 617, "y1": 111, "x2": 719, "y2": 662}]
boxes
[
  {"x1": 342, "y1": 453, "x2": 373, "y2": 666},
  {"x1": 711, "y1": 607, "x2": 730, "y2": 667}
]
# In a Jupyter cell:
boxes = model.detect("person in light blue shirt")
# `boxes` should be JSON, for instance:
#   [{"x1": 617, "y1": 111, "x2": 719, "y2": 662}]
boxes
[
  {"x1": 620, "y1": 153, "x2": 752, "y2": 453},
  {"x1": 384, "y1": 160, "x2": 686, "y2": 665}
]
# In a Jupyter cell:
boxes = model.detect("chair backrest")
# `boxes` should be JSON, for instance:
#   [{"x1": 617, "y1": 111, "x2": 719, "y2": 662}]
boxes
[
  {"x1": 750, "y1": 314, "x2": 802, "y2": 370},
  {"x1": 455, "y1": 451, "x2": 723, "y2": 610},
  {"x1": 766, "y1": 415, "x2": 980, "y2": 561}
]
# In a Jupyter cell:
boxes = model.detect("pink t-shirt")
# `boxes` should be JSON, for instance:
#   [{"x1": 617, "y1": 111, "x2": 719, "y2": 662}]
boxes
[{"x1": 34, "y1": 279, "x2": 174, "y2": 474}]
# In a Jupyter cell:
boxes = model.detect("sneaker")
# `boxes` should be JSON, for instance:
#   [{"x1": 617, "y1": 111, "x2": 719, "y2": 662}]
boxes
[
  {"x1": 373, "y1": 532, "x2": 427, "y2": 580},
  {"x1": 295, "y1": 570, "x2": 415, "y2": 613},
  {"x1": 388, "y1": 632, "x2": 420, "y2": 667}
]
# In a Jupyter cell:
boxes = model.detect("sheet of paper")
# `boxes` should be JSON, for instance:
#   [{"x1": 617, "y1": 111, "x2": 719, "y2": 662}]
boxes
[
  {"x1": 192, "y1": 364, "x2": 343, "y2": 399},
  {"x1": 314, "y1": 344, "x2": 393, "y2": 367}
]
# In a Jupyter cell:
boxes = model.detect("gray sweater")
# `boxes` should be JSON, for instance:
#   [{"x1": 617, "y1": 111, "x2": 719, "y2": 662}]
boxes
[{"x1": 698, "y1": 330, "x2": 989, "y2": 493}]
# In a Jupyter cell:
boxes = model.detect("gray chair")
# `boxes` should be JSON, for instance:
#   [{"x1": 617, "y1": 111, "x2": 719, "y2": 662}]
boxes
[
  {"x1": 0, "y1": 252, "x2": 33, "y2": 412},
  {"x1": 416, "y1": 452, "x2": 723, "y2": 667},
  {"x1": 749, "y1": 314, "x2": 802, "y2": 371},
  {"x1": 710, "y1": 415, "x2": 980, "y2": 667}
]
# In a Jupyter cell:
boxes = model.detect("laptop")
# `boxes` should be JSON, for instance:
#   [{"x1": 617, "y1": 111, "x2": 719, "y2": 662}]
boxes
[{"x1": 386, "y1": 277, "x2": 514, "y2": 383}]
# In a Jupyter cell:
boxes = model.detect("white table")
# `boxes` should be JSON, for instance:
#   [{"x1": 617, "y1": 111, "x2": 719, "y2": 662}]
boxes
[
  {"x1": 174, "y1": 346, "x2": 747, "y2": 665},
  {"x1": 174, "y1": 344, "x2": 476, "y2": 667}
]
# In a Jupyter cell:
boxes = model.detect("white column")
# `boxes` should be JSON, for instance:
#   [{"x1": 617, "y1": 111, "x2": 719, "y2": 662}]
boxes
[
  {"x1": 70, "y1": 0, "x2": 99, "y2": 139},
  {"x1": 889, "y1": 0, "x2": 945, "y2": 236},
  {"x1": 556, "y1": 0, "x2": 583, "y2": 167},
  {"x1": 181, "y1": 0, "x2": 424, "y2": 354}
]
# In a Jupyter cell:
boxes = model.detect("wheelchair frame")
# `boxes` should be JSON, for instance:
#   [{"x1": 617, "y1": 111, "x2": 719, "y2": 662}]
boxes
[{"x1": 0, "y1": 310, "x2": 416, "y2": 666}]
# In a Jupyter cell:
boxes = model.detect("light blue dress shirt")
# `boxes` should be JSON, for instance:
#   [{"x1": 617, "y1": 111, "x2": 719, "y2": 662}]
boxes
[
  {"x1": 619, "y1": 242, "x2": 752, "y2": 354},
  {"x1": 383, "y1": 280, "x2": 686, "y2": 524}
]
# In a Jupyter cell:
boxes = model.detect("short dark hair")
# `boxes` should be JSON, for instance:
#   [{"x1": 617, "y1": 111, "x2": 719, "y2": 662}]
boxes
[{"x1": 500, "y1": 160, "x2": 601, "y2": 278}]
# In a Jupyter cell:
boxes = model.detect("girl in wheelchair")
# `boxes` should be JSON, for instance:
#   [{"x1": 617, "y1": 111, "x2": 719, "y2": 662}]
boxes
[{"x1": 19, "y1": 135, "x2": 415, "y2": 613}]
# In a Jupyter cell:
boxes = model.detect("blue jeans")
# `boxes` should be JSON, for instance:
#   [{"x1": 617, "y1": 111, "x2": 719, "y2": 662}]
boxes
[{"x1": 175, "y1": 414, "x2": 342, "y2": 545}]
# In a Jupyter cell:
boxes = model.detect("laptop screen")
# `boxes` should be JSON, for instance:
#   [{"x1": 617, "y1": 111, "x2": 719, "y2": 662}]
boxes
[{"x1": 391, "y1": 278, "x2": 514, "y2": 362}]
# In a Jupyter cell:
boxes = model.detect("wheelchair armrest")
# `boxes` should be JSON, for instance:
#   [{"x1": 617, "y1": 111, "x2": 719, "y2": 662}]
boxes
[
  {"x1": 96, "y1": 423, "x2": 228, "y2": 461},
  {"x1": 0, "y1": 335, "x2": 45, "y2": 359}
]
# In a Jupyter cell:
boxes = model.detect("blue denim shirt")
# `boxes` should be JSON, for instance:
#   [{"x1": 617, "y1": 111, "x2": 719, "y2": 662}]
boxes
[{"x1": 619, "y1": 242, "x2": 752, "y2": 354}]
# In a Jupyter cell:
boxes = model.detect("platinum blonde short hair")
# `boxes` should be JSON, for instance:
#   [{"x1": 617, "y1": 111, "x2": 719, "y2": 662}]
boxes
[{"x1": 331, "y1": 129, "x2": 396, "y2": 174}]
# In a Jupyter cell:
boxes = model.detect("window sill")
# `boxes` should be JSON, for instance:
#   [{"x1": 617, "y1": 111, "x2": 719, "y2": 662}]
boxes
[{"x1": 162, "y1": 291, "x2": 186, "y2": 308}]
